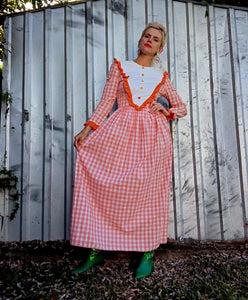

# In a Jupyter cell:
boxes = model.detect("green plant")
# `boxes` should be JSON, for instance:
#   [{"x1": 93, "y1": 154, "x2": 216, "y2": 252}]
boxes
[
  {"x1": 0, "y1": 167, "x2": 20, "y2": 229},
  {"x1": 0, "y1": 167, "x2": 18, "y2": 190},
  {"x1": 1, "y1": 91, "x2": 12, "y2": 118},
  {"x1": 1, "y1": 91, "x2": 12, "y2": 104},
  {"x1": 0, "y1": 25, "x2": 12, "y2": 61}
]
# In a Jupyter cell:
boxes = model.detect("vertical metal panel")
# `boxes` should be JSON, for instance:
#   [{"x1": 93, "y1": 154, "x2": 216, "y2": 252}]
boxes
[
  {"x1": 212, "y1": 7, "x2": 244, "y2": 240},
  {"x1": 8, "y1": 15, "x2": 25, "y2": 241},
  {"x1": 71, "y1": 4, "x2": 87, "y2": 135},
  {"x1": 111, "y1": 0, "x2": 127, "y2": 62},
  {"x1": 65, "y1": 5, "x2": 73, "y2": 241},
  {"x1": 49, "y1": 7, "x2": 66, "y2": 240},
  {"x1": 0, "y1": 17, "x2": 11, "y2": 240},
  {"x1": 207, "y1": 5, "x2": 224, "y2": 240},
  {"x1": 172, "y1": 1, "x2": 199, "y2": 240},
  {"x1": 171, "y1": 1, "x2": 188, "y2": 239},
  {"x1": 150, "y1": 0, "x2": 168, "y2": 70},
  {"x1": 234, "y1": 10, "x2": 248, "y2": 237},
  {"x1": 43, "y1": 7, "x2": 52, "y2": 241},
  {"x1": 229, "y1": 8, "x2": 248, "y2": 238},
  {"x1": 1, "y1": 0, "x2": 248, "y2": 242},
  {"x1": 128, "y1": 0, "x2": 146, "y2": 59},
  {"x1": 166, "y1": 0, "x2": 177, "y2": 239},
  {"x1": 92, "y1": 0, "x2": 107, "y2": 109},
  {"x1": 22, "y1": 11, "x2": 44, "y2": 240}
]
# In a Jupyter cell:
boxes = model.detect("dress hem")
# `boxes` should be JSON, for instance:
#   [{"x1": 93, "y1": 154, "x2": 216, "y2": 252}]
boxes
[{"x1": 69, "y1": 240, "x2": 168, "y2": 252}]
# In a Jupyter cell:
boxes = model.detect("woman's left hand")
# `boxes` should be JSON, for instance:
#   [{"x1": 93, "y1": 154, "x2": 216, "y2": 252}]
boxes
[{"x1": 149, "y1": 102, "x2": 171, "y2": 117}]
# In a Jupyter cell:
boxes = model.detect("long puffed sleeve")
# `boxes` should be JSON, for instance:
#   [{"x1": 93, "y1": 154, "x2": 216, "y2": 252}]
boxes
[
  {"x1": 160, "y1": 77, "x2": 187, "y2": 120},
  {"x1": 84, "y1": 61, "x2": 121, "y2": 130}
]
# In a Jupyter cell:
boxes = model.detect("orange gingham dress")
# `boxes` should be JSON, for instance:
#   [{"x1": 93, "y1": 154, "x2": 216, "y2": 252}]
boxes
[{"x1": 70, "y1": 58, "x2": 187, "y2": 252}]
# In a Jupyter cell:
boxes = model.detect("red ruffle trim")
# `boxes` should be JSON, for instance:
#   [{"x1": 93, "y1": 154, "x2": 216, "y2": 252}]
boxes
[
  {"x1": 114, "y1": 58, "x2": 169, "y2": 111},
  {"x1": 84, "y1": 120, "x2": 99, "y2": 131}
]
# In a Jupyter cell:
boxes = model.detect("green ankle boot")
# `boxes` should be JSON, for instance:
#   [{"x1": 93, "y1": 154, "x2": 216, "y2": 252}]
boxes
[
  {"x1": 135, "y1": 250, "x2": 155, "y2": 279},
  {"x1": 72, "y1": 249, "x2": 104, "y2": 274}
]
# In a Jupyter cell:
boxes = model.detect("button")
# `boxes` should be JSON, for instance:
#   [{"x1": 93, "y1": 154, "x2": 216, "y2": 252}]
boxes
[
  {"x1": 140, "y1": 87, "x2": 143, "y2": 90},
  {"x1": 142, "y1": 74, "x2": 144, "y2": 76},
  {"x1": 141, "y1": 79, "x2": 144, "y2": 82},
  {"x1": 138, "y1": 96, "x2": 141, "y2": 99},
  {"x1": 142, "y1": 66, "x2": 145, "y2": 69}
]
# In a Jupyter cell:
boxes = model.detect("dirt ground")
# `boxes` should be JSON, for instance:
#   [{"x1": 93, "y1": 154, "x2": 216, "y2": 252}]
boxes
[{"x1": 0, "y1": 239, "x2": 248, "y2": 300}]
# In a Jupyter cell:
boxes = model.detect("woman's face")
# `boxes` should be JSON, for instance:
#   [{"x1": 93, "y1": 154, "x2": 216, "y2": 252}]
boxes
[{"x1": 139, "y1": 27, "x2": 163, "y2": 56}]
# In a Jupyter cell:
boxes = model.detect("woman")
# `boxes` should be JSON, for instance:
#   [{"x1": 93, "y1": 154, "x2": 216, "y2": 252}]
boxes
[{"x1": 70, "y1": 22, "x2": 187, "y2": 279}]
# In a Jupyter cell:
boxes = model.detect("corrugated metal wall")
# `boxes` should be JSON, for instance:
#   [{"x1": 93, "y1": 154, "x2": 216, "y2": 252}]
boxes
[{"x1": 0, "y1": 0, "x2": 247, "y2": 242}]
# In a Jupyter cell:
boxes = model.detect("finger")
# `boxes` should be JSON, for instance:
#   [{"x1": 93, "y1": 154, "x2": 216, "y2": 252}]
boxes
[
  {"x1": 155, "y1": 103, "x2": 163, "y2": 110},
  {"x1": 153, "y1": 103, "x2": 161, "y2": 108},
  {"x1": 74, "y1": 142, "x2": 78, "y2": 150},
  {"x1": 149, "y1": 106, "x2": 157, "y2": 112},
  {"x1": 150, "y1": 103, "x2": 157, "y2": 110},
  {"x1": 77, "y1": 137, "x2": 86, "y2": 147},
  {"x1": 74, "y1": 138, "x2": 81, "y2": 150},
  {"x1": 150, "y1": 105, "x2": 159, "y2": 111},
  {"x1": 150, "y1": 104, "x2": 156, "y2": 109},
  {"x1": 75, "y1": 140, "x2": 81, "y2": 151}
]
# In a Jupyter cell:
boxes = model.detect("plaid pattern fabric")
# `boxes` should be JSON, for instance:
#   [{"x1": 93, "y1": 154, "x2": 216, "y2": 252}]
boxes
[{"x1": 70, "y1": 59, "x2": 187, "y2": 251}]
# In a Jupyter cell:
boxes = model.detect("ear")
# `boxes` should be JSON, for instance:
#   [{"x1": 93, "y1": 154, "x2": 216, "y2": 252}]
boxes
[{"x1": 158, "y1": 46, "x2": 163, "y2": 54}]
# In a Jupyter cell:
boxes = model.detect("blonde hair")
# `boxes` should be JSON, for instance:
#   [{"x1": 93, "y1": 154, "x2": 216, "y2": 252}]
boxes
[{"x1": 140, "y1": 22, "x2": 167, "y2": 47}]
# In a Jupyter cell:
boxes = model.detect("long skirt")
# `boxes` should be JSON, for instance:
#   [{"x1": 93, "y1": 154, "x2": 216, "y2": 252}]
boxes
[{"x1": 70, "y1": 106, "x2": 172, "y2": 252}]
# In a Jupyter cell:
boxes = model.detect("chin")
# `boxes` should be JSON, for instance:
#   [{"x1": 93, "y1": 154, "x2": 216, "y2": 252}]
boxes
[{"x1": 141, "y1": 49, "x2": 155, "y2": 56}]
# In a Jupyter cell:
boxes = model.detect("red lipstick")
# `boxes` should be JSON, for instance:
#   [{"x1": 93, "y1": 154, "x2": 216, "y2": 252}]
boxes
[{"x1": 144, "y1": 43, "x2": 152, "y2": 48}]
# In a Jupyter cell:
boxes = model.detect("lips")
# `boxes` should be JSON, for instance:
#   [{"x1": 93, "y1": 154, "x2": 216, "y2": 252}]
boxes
[{"x1": 144, "y1": 43, "x2": 152, "y2": 48}]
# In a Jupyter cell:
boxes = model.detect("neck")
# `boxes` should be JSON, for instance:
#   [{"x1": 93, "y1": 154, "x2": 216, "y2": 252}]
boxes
[{"x1": 134, "y1": 54, "x2": 154, "y2": 67}]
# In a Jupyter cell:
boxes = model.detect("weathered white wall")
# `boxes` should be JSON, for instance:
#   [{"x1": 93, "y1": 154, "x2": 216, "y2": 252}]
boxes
[{"x1": 0, "y1": 0, "x2": 248, "y2": 242}]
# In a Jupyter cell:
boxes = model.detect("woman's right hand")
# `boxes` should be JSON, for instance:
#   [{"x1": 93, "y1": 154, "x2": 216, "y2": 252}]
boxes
[{"x1": 73, "y1": 125, "x2": 92, "y2": 151}]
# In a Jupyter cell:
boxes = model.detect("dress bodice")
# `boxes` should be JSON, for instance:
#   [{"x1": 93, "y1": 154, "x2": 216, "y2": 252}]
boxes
[{"x1": 120, "y1": 60, "x2": 164, "y2": 106}]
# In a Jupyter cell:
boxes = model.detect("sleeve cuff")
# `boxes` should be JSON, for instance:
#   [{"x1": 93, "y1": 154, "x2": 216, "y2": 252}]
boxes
[
  {"x1": 166, "y1": 109, "x2": 175, "y2": 120},
  {"x1": 84, "y1": 121, "x2": 99, "y2": 131}
]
